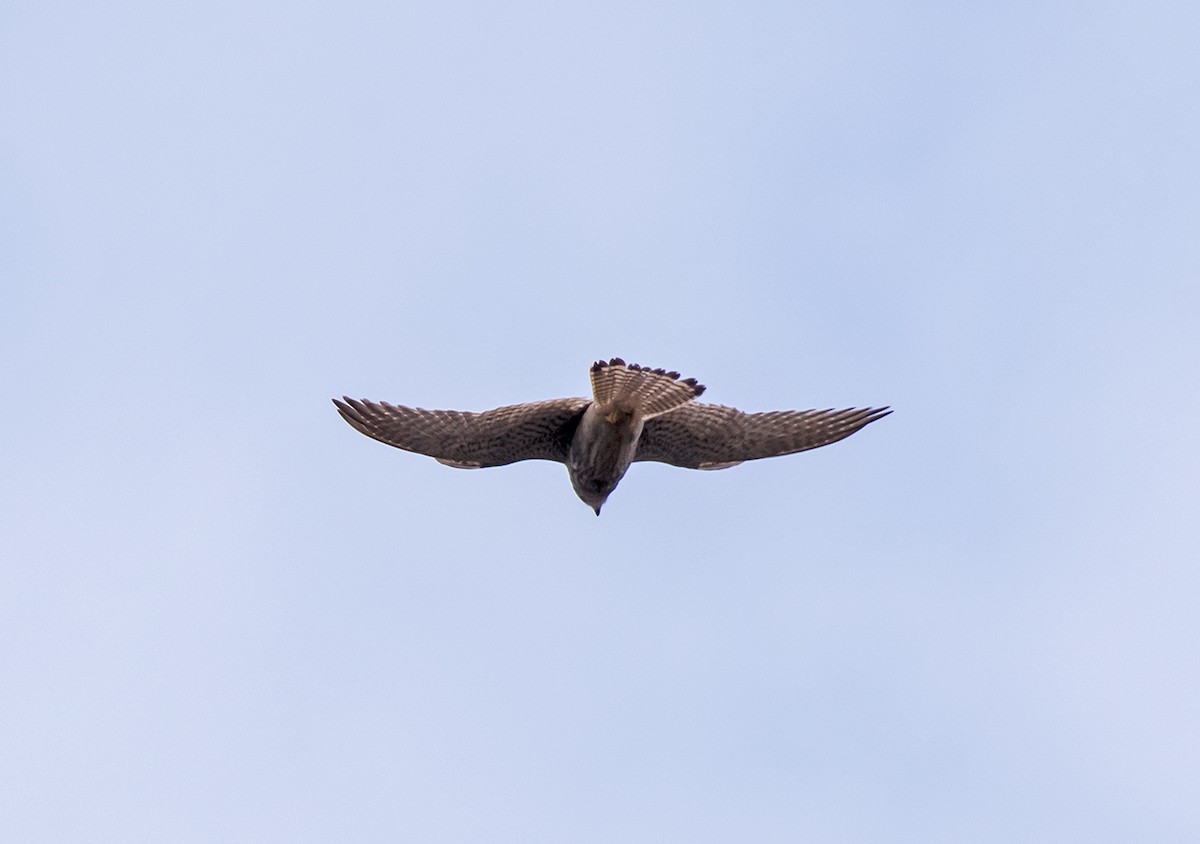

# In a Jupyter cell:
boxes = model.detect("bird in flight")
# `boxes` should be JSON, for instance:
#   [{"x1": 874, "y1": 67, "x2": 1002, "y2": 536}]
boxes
[{"x1": 334, "y1": 358, "x2": 890, "y2": 515}]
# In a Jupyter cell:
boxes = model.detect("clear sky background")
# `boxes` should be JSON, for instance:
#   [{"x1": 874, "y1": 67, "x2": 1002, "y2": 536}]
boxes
[{"x1": 2, "y1": 1, "x2": 1198, "y2": 841}]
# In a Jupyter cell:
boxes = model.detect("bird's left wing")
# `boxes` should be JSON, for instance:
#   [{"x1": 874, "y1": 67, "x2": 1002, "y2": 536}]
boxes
[
  {"x1": 634, "y1": 403, "x2": 891, "y2": 470},
  {"x1": 333, "y1": 397, "x2": 589, "y2": 468}
]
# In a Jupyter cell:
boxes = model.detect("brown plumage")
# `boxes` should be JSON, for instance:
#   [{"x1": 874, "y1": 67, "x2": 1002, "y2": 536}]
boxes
[{"x1": 334, "y1": 358, "x2": 890, "y2": 514}]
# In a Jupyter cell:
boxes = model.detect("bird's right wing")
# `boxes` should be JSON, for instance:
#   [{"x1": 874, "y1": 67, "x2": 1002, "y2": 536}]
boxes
[
  {"x1": 634, "y1": 403, "x2": 891, "y2": 470},
  {"x1": 333, "y1": 397, "x2": 589, "y2": 468}
]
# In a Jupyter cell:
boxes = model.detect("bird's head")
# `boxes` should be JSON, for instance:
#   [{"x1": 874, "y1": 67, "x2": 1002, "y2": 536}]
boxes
[{"x1": 570, "y1": 474, "x2": 614, "y2": 516}]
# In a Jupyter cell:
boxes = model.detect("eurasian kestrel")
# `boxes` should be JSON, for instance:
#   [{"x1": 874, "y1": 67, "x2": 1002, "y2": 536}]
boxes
[{"x1": 334, "y1": 357, "x2": 890, "y2": 514}]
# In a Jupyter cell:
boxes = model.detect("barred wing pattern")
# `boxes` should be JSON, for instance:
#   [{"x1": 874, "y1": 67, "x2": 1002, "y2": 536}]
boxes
[
  {"x1": 333, "y1": 397, "x2": 589, "y2": 468},
  {"x1": 634, "y1": 404, "x2": 892, "y2": 470}
]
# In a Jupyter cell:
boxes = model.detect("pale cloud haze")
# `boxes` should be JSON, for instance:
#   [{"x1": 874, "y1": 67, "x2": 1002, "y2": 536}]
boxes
[{"x1": 2, "y1": 2, "x2": 1197, "y2": 841}]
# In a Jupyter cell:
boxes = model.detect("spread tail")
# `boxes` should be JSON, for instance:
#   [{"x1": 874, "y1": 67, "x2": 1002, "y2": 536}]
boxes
[{"x1": 589, "y1": 357, "x2": 705, "y2": 420}]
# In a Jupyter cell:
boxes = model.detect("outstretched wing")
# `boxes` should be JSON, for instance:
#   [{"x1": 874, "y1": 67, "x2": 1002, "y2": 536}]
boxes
[
  {"x1": 334, "y1": 397, "x2": 589, "y2": 468},
  {"x1": 634, "y1": 403, "x2": 891, "y2": 470}
]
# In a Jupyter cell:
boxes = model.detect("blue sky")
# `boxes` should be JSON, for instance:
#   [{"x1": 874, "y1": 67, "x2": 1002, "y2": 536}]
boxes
[{"x1": 2, "y1": 1, "x2": 1198, "y2": 840}]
